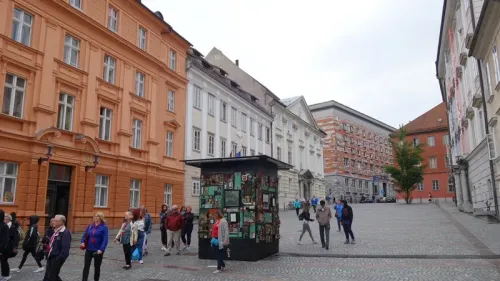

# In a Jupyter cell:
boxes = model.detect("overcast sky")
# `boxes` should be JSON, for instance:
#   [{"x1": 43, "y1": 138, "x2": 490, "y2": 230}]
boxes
[{"x1": 143, "y1": 0, "x2": 444, "y2": 128}]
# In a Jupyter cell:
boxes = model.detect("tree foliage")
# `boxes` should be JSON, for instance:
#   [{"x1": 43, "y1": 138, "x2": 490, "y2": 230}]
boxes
[{"x1": 384, "y1": 126, "x2": 425, "y2": 204}]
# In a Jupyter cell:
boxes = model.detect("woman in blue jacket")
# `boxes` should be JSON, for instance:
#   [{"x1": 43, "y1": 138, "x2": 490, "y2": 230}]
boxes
[{"x1": 80, "y1": 212, "x2": 109, "y2": 281}]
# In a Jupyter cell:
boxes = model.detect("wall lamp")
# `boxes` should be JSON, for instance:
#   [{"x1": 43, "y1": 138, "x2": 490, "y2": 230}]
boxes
[
  {"x1": 38, "y1": 145, "x2": 53, "y2": 165},
  {"x1": 85, "y1": 155, "x2": 99, "y2": 172}
]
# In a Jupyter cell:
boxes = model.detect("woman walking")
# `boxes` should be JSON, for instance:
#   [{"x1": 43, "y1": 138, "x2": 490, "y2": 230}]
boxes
[
  {"x1": 11, "y1": 215, "x2": 44, "y2": 273},
  {"x1": 114, "y1": 211, "x2": 137, "y2": 270},
  {"x1": 298, "y1": 204, "x2": 317, "y2": 245},
  {"x1": 212, "y1": 210, "x2": 229, "y2": 274},
  {"x1": 159, "y1": 205, "x2": 168, "y2": 251},
  {"x1": 132, "y1": 208, "x2": 146, "y2": 264},
  {"x1": 341, "y1": 200, "x2": 355, "y2": 244},
  {"x1": 181, "y1": 206, "x2": 194, "y2": 250},
  {"x1": 80, "y1": 212, "x2": 109, "y2": 281}
]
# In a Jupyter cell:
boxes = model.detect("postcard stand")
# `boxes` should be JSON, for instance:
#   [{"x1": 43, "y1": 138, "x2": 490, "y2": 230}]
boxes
[{"x1": 183, "y1": 155, "x2": 292, "y2": 262}]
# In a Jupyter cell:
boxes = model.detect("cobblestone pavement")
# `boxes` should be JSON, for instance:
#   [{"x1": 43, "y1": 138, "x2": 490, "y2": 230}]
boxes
[{"x1": 4, "y1": 203, "x2": 500, "y2": 280}]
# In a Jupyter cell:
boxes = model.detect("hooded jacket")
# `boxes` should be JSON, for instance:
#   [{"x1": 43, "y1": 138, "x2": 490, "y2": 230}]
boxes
[
  {"x1": 23, "y1": 215, "x2": 39, "y2": 250},
  {"x1": 341, "y1": 201, "x2": 354, "y2": 221},
  {"x1": 0, "y1": 210, "x2": 8, "y2": 253}
]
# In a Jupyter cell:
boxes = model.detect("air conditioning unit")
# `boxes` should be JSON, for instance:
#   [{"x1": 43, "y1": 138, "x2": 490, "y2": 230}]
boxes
[{"x1": 465, "y1": 33, "x2": 474, "y2": 49}]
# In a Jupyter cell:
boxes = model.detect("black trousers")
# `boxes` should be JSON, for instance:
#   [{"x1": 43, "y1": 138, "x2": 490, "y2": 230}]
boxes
[
  {"x1": 160, "y1": 227, "x2": 168, "y2": 246},
  {"x1": 215, "y1": 248, "x2": 225, "y2": 270},
  {"x1": 43, "y1": 257, "x2": 64, "y2": 281},
  {"x1": 122, "y1": 244, "x2": 131, "y2": 266},
  {"x1": 19, "y1": 247, "x2": 43, "y2": 269},
  {"x1": 181, "y1": 225, "x2": 193, "y2": 246},
  {"x1": 82, "y1": 250, "x2": 103, "y2": 281},
  {"x1": 312, "y1": 205, "x2": 317, "y2": 213},
  {"x1": 342, "y1": 221, "x2": 355, "y2": 240},
  {"x1": 295, "y1": 208, "x2": 300, "y2": 216},
  {"x1": 0, "y1": 254, "x2": 10, "y2": 277}
]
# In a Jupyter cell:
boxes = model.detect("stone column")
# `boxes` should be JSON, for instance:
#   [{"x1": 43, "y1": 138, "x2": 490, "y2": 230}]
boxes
[
  {"x1": 460, "y1": 168, "x2": 473, "y2": 213},
  {"x1": 453, "y1": 168, "x2": 464, "y2": 210}
]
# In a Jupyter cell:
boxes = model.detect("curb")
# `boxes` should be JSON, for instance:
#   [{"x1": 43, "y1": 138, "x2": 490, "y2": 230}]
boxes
[{"x1": 277, "y1": 252, "x2": 500, "y2": 259}]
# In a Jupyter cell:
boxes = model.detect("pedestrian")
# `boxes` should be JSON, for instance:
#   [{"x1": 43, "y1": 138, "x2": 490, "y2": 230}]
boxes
[
  {"x1": 38, "y1": 218, "x2": 55, "y2": 263},
  {"x1": 341, "y1": 200, "x2": 355, "y2": 244},
  {"x1": 140, "y1": 206, "x2": 152, "y2": 257},
  {"x1": 315, "y1": 200, "x2": 332, "y2": 250},
  {"x1": 159, "y1": 204, "x2": 168, "y2": 251},
  {"x1": 114, "y1": 211, "x2": 137, "y2": 270},
  {"x1": 181, "y1": 206, "x2": 194, "y2": 250},
  {"x1": 164, "y1": 205, "x2": 183, "y2": 256},
  {"x1": 333, "y1": 199, "x2": 343, "y2": 232},
  {"x1": 297, "y1": 203, "x2": 317, "y2": 245},
  {"x1": 212, "y1": 210, "x2": 229, "y2": 274},
  {"x1": 80, "y1": 212, "x2": 108, "y2": 281},
  {"x1": 311, "y1": 196, "x2": 319, "y2": 213},
  {"x1": 131, "y1": 208, "x2": 145, "y2": 264},
  {"x1": 180, "y1": 206, "x2": 186, "y2": 215},
  {"x1": 1, "y1": 214, "x2": 20, "y2": 280},
  {"x1": 293, "y1": 198, "x2": 301, "y2": 217},
  {"x1": 43, "y1": 214, "x2": 71, "y2": 281},
  {"x1": 0, "y1": 211, "x2": 11, "y2": 281},
  {"x1": 11, "y1": 215, "x2": 44, "y2": 273}
]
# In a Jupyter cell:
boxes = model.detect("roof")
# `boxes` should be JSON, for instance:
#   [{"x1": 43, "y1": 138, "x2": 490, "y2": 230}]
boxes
[
  {"x1": 281, "y1": 96, "x2": 301, "y2": 106},
  {"x1": 403, "y1": 102, "x2": 449, "y2": 134},
  {"x1": 182, "y1": 155, "x2": 293, "y2": 170}
]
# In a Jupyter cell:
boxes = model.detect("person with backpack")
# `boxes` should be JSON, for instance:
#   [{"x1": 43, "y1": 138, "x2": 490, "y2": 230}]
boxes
[
  {"x1": 11, "y1": 215, "x2": 44, "y2": 273},
  {"x1": 341, "y1": 200, "x2": 355, "y2": 244},
  {"x1": 80, "y1": 212, "x2": 109, "y2": 281},
  {"x1": 297, "y1": 203, "x2": 317, "y2": 245}
]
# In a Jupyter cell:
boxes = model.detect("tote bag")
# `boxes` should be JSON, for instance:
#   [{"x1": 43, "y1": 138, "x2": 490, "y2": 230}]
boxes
[{"x1": 131, "y1": 248, "x2": 140, "y2": 261}]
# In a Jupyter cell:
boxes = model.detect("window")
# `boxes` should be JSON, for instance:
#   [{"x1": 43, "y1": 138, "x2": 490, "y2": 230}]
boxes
[
  {"x1": 231, "y1": 142, "x2": 237, "y2": 156},
  {"x1": 167, "y1": 90, "x2": 175, "y2": 112},
  {"x1": 250, "y1": 118, "x2": 255, "y2": 136},
  {"x1": 220, "y1": 138, "x2": 226, "y2": 157},
  {"x1": 0, "y1": 162, "x2": 17, "y2": 203},
  {"x1": 241, "y1": 113, "x2": 247, "y2": 132},
  {"x1": 166, "y1": 131, "x2": 173, "y2": 157},
  {"x1": 427, "y1": 136, "x2": 435, "y2": 147},
  {"x1": 107, "y1": 7, "x2": 118, "y2": 33},
  {"x1": 169, "y1": 49, "x2": 177, "y2": 71},
  {"x1": 131, "y1": 119, "x2": 142, "y2": 149},
  {"x1": 208, "y1": 94, "x2": 215, "y2": 116},
  {"x1": 429, "y1": 157, "x2": 437, "y2": 169},
  {"x1": 163, "y1": 184, "x2": 172, "y2": 205},
  {"x1": 98, "y1": 107, "x2": 112, "y2": 141},
  {"x1": 251, "y1": 149, "x2": 255, "y2": 156},
  {"x1": 11, "y1": 8, "x2": 32, "y2": 46},
  {"x1": 343, "y1": 158, "x2": 349, "y2": 167},
  {"x1": 193, "y1": 85, "x2": 202, "y2": 109},
  {"x1": 2, "y1": 73, "x2": 26, "y2": 118},
  {"x1": 277, "y1": 146, "x2": 281, "y2": 161},
  {"x1": 135, "y1": 72, "x2": 145, "y2": 97},
  {"x1": 265, "y1": 126, "x2": 270, "y2": 143},
  {"x1": 57, "y1": 93, "x2": 74, "y2": 131},
  {"x1": 193, "y1": 128, "x2": 201, "y2": 151},
  {"x1": 69, "y1": 0, "x2": 82, "y2": 9},
  {"x1": 258, "y1": 123, "x2": 263, "y2": 140},
  {"x1": 300, "y1": 147, "x2": 304, "y2": 169},
  {"x1": 479, "y1": 110, "x2": 486, "y2": 139},
  {"x1": 242, "y1": 146, "x2": 247, "y2": 156},
  {"x1": 417, "y1": 183, "x2": 423, "y2": 191},
  {"x1": 485, "y1": 61, "x2": 494, "y2": 99},
  {"x1": 231, "y1": 107, "x2": 238, "y2": 126},
  {"x1": 138, "y1": 27, "x2": 146, "y2": 50},
  {"x1": 103, "y1": 55, "x2": 116, "y2": 84},
  {"x1": 492, "y1": 46, "x2": 500, "y2": 83},
  {"x1": 208, "y1": 133, "x2": 215, "y2": 155},
  {"x1": 192, "y1": 180, "x2": 200, "y2": 196},
  {"x1": 220, "y1": 101, "x2": 227, "y2": 122},
  {"x1": 448, "y1": 178, "x2": 455, "y2": 192},
  {"x1": 63, "y1": 35, "x2": 80, "y2": 67},
  {"x1": 412, "y1": 138, "x2": 419, "y2": 147},
  {"x1": 432, "y1": 180, "x2": 439, "y2": 191},
  {"x1": 443, "y1": 135, "x2": 449, "y2": 145},
  {"x1": 287, "y1": 145, "x2": 292, "y2": 164},
  {"x1": 129, "y1": 179, "x2": 140, "y2": 208},
  {"x1": 444, "y1": 155, "x2": 449, "y2": 168},
  {"x1": 94, "y1": 175, "x2": 109, "y2": 207}
]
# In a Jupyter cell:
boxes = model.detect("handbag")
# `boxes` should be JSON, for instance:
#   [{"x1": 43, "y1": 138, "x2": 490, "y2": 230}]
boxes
[{"x1": 131, "y1": 248, "x2": 140, "y2": 261}]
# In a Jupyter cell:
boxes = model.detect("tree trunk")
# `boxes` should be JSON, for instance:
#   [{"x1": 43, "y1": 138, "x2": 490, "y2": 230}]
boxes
[{"x1": 404, "y1": 191, "x2": 412, "y2": 204}]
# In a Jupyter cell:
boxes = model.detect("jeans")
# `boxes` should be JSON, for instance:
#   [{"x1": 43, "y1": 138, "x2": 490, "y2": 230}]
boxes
[
  {"x1": 319, "y1": 224, "x2": 330, "y2": 247},
  {"x1": 342, "y1": 220, "x2": 355, "y2": 240},
  {"x1": 181, "y1": 225, "x2": 193, "y2": 246},
  {"x1": 215, "y1": 248, "x2": 225, "y2": 270},
  {"x1": 135, "y1": 231, "x2": 145, "y2": 261},
  {"x1": 122, "y1": 244, "x2": 131, "y2": 266},
  {"x1": 299, "y1": 223, "x2": 314, "y2": 241},
  {"x1": 295, "y1": 208, "x2": 300, "y2": 216},
  {"x1": 18, "y1": 247, "x2": 43, "y2": 269},
  {"x1": 312, "y1": 205, "x2": 317, "y2": 213},
  {"x1": 43, "y1": 257, "x2": 64, "y2": 281},
  {"x1": 336, "y1": 217, "x2": 342, "y2": 231},
  {"x1": 82, "y1": 250, "x2": 103, "y2": 281},
  {"x1": 166, "y1": 230, "x2": 181, "y2": 253}
]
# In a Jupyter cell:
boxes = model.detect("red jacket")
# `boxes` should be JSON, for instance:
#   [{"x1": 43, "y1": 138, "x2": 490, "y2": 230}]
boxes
[{"x1": 165, "y1": 211, "x2": 183, "y2": 231}]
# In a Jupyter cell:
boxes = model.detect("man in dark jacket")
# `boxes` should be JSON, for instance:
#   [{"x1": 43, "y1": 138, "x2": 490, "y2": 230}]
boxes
[
  {"x1": 164, "y1": 205, "x2": 183, "y2": 256},
  {"x1": 1, "y1": 214, "x2": 19, "y2": 280},
  {"x1": 43, "y1": 215, "x2": 71, "y2": 281},
  {"x1": 341, "y1": 200, "x2": 355, "y2": 244},
  {"x1": 0, "y1": 210, "x2": 10, "y2": 279},
  {"x1": 11, "y1": 215, "x2": 44, "y2": 273}
]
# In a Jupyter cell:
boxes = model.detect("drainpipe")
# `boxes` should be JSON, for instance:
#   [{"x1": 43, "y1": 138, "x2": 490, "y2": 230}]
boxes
[
  {"x1": 270, "y1": 99, "x2": 274, "y2": 158},
  {"x1": 470, "y1": 0, "x2": 500, "y2": 216}
]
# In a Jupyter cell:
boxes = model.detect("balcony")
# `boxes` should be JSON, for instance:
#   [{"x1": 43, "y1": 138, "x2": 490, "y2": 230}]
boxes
[
  {"x1": 459, "y1": 52, "x2": 467, "y2": 66},
  {"x1": 456, "y1": 66, "x2": 463, "y2": 79},
  {"x1": 466, "y1": 106, "x2": 475, "y2": 119},
  {"x1": 472, "y1": 93, "x2": 483, "y2": 108}
]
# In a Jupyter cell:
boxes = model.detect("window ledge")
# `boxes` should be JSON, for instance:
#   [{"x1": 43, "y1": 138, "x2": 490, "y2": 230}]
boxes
[
  {"x1": 166, "y1": 110, "x2": 176, "y2": 115},
  {"x1": 130, "y1": 146, "x2": 148, "y2": 153},
  {"x1": 97, "y1": 77, "x2": 123, "y2": 92},
  {"x1": 93, "y1": 206, "x2": 110, "y2": 210},
  {"x1": 129, "y1": 91, "x2": 151, "y2": 104},
  {"x1": 0, "y1": 203, "x2": 17, "y2": 207},
  {"x1": 95, "y1": 138, "x2": 119, "y2": 145},
  {"x1": 163, "y1": 156, "x2": 177, "y2": 160},
  {"x1": 0, "y1": 114, "x2": 35, "y2": 124}
]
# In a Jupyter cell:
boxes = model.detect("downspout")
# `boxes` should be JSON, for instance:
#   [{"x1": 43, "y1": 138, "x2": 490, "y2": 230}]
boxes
[
  {"x1": 470, "y1": 0, "x2": 500, "y2": 216},
  {"x1": 270, "y1": 100, "x2": 274, "y2": 158}
]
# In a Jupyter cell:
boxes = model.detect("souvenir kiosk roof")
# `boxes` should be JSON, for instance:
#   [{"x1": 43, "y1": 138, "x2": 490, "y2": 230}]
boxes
[{"x1": 182, "y1": 155, "x2": 293, "y2": 170}]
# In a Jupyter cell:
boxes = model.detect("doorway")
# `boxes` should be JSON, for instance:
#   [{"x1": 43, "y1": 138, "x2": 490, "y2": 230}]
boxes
[{"x1": 45, "y1": 164, "x2": 72, "y2": 229}]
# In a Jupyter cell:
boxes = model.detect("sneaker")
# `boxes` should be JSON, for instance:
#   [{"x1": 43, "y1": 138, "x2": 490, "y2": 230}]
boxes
[
  {"x1": 344, "y1": 240, "x2": 350, "y2": 244},
  {"x1": 164, "y1": 252, "x2": 171, "y2": 256},
  {"x1": 10, "y1": 268, "x2": 20, "y2": 273},
  {"x1": 213, "y1": 270, "x2": 222, "y2": 274},
  {"x1": 351, "y1": 240, "x2": 356, "y2": 244},
  {"x1": 298, "y1": 241, "x2": 304, "y2": 245},
  {"x1": 161, "y1": 246, "x2": 166, "y2": 251},
  {"x1": 3, "y1": 276, "x2": 11, "y2": 281},
  {"x1": 34, "y1": 267, "x2": 44, "y2": 273},
  {"x1": 312, "y1": 241, "x2": 318, "y2": 244},
  {"x1": 139, "y1": 260, "x2": 144, "y2": 264}
]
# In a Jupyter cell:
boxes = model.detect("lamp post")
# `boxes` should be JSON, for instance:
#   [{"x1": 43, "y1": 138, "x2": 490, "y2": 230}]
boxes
[
  {"x1": 36, "y1": 144, "x2": 54, "y2": 216},
  {"x1": 37, "y1": 145, "x2": 53, "y2": 165}
]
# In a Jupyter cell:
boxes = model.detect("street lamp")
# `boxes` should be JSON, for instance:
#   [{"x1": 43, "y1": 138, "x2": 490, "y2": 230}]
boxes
[
  {"x1": 85, "y1": 155, "x2": 99, "y2": 172},
  {"x1": 38, "y1": 145, "x2": 53, "y2": 165}
]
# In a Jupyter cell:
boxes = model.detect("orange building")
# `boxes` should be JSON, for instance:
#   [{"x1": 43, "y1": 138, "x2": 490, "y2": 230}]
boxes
[
  {"x1": 0, "y1": 0, "x2": 190, "y2": 231},
  {"x1": 399, "y1": 103, "x2": 454, "y2": 201}
]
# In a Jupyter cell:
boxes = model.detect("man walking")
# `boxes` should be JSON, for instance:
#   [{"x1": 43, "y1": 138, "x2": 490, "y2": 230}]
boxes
[
  {"x1": 315, "y1": 200, "x2": 332, "y2": 250},
  {"x1": 311, "y1": 196, "x2": 319, "y2": 213},
  {"x1": 44, "y1": 215, "x2": 71, "y2": 281},
  {"x1": 333, "y1": 199, "x2": 343, "y2": 232},
  {"x1": 141, "y1": 206, "x2": 152, "y2": 256},
  {"x1": 164, "y1": 205, "x2": 183, "y2": 256},
  {"x1": 341, "y1": 200, "x2": 355, "y2": 244}
]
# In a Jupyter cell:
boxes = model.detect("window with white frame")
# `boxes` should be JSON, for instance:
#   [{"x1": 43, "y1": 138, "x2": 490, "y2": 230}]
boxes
[
  {"x1": 231, "y1": 107, "x2": 237, "y2": 127},
  {"x1": 241, "y1": 113, "x2": 247, "y2": 132},
  {"x1": 69, "y1": 0, "x2": 82, "y2": 9},
  {"x1": 129, "y1": 179, "x2": 140, "y2": 208},
  {"x1": 166, "y1": 131, "x2": 173, "y2": 157},
  {"x1": 250, "y1": 118, "x2": 255, "y2": 136},
  {"x1": 485, "y1": 61, "x2": 494, "y2": 98},
  {"x1": 107, "y1": 6, "x2": 118, "y2": 33},
  {"x1": 63, "y1": 35, "x2": 80, "y2": 67},
  {"x1": 242, "y1": 146, "x2": 247, "y2": 156},
  {"x1": 231, "y1": 142, "x2": 237, "y2": 156},
  {"x1": 444, "y1": 155, "x2": 450, "y2": 168},
  {"x1": 164, "y1": 184, "x2": 172, "y2": 205},
  {"x1": 258, "y1": 123, "x2": 263, "y2": 140},
  {"x1": 220, "y1": 101, "x2": 227, "y2": 122},
  {"x1": 94, "y1": 174, "x2": 109, "y2": 207},
  {"x1": 432, "y1": 180, "x2": 439, "y2": 190},
  {"x1": 169, "y1": 49, "x2": 176, "y2": 70},
  {"x1": 265, "y1": 127, "x2": 270, "y2": 143},
  {"x1": 131, "y1": 119, "x2": 142, "y2": 149},
  {"x1": 0, "y1": 161, "x2": 17, "y2": 203},
  {"x1": 138, "y1": 27, "x2": 146, "y2": 50},
  {"x1": 277, "y1": 146, "x2": 281, "y2": 161},
  {"x1": 493, "y1": 46, "x2": 500, "y2": 83},
  {"x1": 192, "y1": 180, "x2": 200, "y2": 196},
  {"x1": 429, "y1": 156, "x2": 437, "y2": 169},
  {"x1": 193, "y1": 128, "x2": 201, "y2": 151},
  {"x1": 220, "y1": 138, "x2": 226, "y2": 157},
  {"x1": 251, "y1": 149, "x2": 255, "y2": 156},
  {"x1": 57, "y1": 93, "x2": 74, "y2": 131},
  {"x1": 417, "y1": 183, "x2": 423, "y2": 191},
  {"x1": 135, "y1": 72, "x2": 145, "y2": 97},
  {"x1": 167, "y1": 90, "x2": 175, "y2": 112},
  {"x1": 103, "y1": 55, "x2": 116, "y2": 84},
  {"x1": 448, "y1": 178, "x2": 455, "y2": 192},
  {"x1": 287, "y1": 145, "x2": 292, "y2": 164},
  {"x1": 193, "y1": 85, "x2": 202, "y2": 109},
  {"x1": 208, "y1": 133, "x2": 215, "y2": 155},
  {"x1": 2, "y1": 73, "x2": 26, "y2": 118},
  {"x1": 208, "y1": 94, "x2": 215, "y2": 116},
  {"x1": 11, "y1": 8, "x2": 32, "y2": 46},
  {"x1": 412, "y1": 138, "x2": 419, "y2": 147},
  {"x1": 99, "y1": 107, "x2": 112, "y2": 141},
  {"x1": 427, "y1": 136, "x2": 435, "y2": 147}
]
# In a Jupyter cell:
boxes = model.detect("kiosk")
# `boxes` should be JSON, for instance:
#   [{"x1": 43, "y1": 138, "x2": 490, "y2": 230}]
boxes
[{"x1": 183, "y1": 155, "x2": 292, "y2": 261}]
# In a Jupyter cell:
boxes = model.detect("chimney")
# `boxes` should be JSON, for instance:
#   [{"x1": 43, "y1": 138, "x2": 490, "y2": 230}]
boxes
[{"x1": 235, "y1": 59, "x2": 239, "y2": 66}]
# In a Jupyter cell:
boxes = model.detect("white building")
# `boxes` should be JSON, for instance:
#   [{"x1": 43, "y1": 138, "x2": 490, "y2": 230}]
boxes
[{"x1": 184, "y1": 48, "x2": 273, "y2": 215}]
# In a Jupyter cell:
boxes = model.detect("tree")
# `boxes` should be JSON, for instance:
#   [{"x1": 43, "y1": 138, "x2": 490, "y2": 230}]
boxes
[{"x1": 384, "y1": 126, "x2": 425, "y2": 204}]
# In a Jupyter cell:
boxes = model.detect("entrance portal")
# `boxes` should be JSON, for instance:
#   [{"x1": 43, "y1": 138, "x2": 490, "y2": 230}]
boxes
[{"x1": 45, "y1": 164, "x2": 72, "y2": 229}]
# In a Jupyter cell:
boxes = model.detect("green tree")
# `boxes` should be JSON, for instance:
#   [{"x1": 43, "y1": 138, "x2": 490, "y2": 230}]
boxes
[{"x1": 384, "y1": 126, "x2": 425, "y2": 204}]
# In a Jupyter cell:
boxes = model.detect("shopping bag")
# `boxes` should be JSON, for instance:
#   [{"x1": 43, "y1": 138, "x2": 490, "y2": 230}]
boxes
[
  {"x1": 210, "y1": 238, "x2": 219, "y2": 247},
  {"x1": 131, "y1": 248, "x2": 140, "y2": 261}
]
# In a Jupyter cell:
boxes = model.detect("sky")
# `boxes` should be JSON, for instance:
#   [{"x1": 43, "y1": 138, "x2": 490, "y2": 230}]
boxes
[{"x1": 143, "y1": 0, "x2": 444, "y2": 128}]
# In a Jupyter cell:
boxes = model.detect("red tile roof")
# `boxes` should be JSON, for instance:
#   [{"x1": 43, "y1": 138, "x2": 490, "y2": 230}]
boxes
[{"x1": 403, "y1": 103, "x2": 448, "y2": 134}]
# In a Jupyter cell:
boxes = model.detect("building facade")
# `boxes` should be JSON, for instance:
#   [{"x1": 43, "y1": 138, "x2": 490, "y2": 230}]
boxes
[
  {"x1": 310, "y1": 101, "x2": 396, "y2": 202},
  {"x1": 205, "y1": 48, "x2": 326, "y2": 206},
  {"x1": 184, "y1": 48, "x2": 273, "y2": 215},
  {"x1": 400, "y1": 103, "x2": 454, "y2": 201},
  {"x1": 0, "y1": 0, "x2": 190, "y2": 231},
  {"x1": 436, "y1": 0, "x2": 497, "y2": 214}
]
